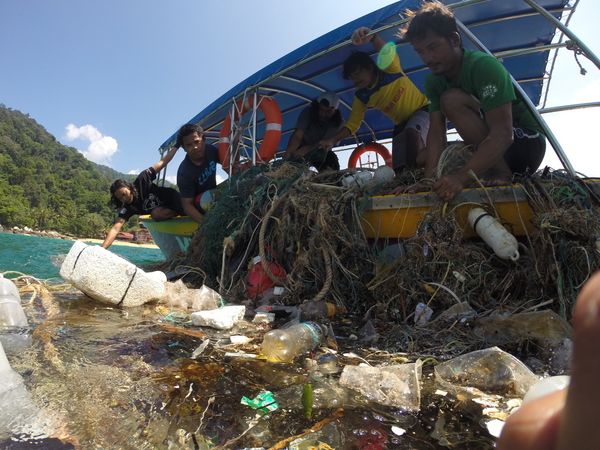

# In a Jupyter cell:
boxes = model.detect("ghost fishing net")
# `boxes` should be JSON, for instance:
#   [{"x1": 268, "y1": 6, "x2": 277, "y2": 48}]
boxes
[{"x1": 156, "y1": 161, "x2": 600, "y2": 349}]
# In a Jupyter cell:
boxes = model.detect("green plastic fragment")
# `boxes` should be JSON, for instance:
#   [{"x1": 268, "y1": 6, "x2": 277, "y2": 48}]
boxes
[
  {"x1": 302, "y1": 383, "x2": 313, "y2": 419},
  {"x1": 240, "y1": 390, "x2": 279, "y2": 413}
]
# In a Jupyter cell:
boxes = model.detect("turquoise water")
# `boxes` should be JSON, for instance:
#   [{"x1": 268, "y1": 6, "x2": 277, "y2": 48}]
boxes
[{"x1": 0, "y1": 232, "x2": 164, "y2": 280}]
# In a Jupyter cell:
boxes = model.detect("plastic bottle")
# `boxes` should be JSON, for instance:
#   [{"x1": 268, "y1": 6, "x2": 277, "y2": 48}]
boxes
[
  {"x1": 341, "y1": 171, "x2": 373, "y2": 188},
  {"x1": 468, "y1": 207, "x2": 520, "y2": 261},
  {"x1": 0, "y1": 274, "x2": 27, "y2": 327},
  {"x1": 260, "y1": 322, "x2": 327, "y2": 363},
  {"x1": 0, "y1": 341, "x2": 23, "y2": 394},
  {"x1": 299, "y1": 301, "x2": 346, "y2": 321}
]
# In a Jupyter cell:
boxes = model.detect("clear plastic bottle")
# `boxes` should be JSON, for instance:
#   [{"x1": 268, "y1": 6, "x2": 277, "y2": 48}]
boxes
[
  {"x1": 299, "y1": 301, "x2": 346, "y2": 321},
  {"x1": 260, "y1": 322, "x2": 327, "y2": 363},
  {"x1": 0, "y1": 274, "x2": 27, "y2": 327}
]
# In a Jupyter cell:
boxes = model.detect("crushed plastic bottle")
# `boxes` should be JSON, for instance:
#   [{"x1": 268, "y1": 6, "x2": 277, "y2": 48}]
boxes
[{"x1": 260, "y1": 322, "x2": 327, "y2": 363}]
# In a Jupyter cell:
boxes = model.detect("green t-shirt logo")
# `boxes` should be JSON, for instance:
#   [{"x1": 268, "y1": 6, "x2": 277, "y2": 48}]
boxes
[{"x1": 481, "y1": 83, "x2": 498, "y2": 100}]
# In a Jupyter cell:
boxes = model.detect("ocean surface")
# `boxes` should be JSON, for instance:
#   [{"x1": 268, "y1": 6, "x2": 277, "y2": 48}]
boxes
[{"x1": 0, "y1": 232, "x2": 165, "y2": 280}]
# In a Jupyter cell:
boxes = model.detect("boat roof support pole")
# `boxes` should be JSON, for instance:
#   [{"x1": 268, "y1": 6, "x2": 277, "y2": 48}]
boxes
[
  {"x1": 455, "y1": 18, "x2": 576, "y2": 177},
  {"x1": 522, "y1": 0, "x2": 600, "y2": 71},
  {"x1": 252, "y1": 91, "x2": 257, "y2": 166}
]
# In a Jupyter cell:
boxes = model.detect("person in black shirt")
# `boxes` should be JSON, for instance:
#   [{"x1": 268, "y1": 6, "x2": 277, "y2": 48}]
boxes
[
  {"x1": 102, "y1": 146, "x2": 183, "y2": 249},
  {"x1": 176, "y1": 124, "x2": 220, "y2": 223}
]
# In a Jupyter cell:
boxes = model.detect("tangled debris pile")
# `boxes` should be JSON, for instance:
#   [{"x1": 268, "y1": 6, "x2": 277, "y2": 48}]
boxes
[{"x1": 154, "y1": 162, "x2": 600, "y2": 359}]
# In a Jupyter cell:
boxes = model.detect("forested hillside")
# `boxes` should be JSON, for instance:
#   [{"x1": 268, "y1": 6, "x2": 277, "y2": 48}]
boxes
[{"x1": 0, "y1": 105, "x2": 143, "y2": 237}]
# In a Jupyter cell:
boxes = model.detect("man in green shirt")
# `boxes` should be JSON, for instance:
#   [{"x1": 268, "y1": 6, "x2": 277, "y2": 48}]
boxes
[{"x1": 400, "y1": 1, "x2": 546, "y2": 201}]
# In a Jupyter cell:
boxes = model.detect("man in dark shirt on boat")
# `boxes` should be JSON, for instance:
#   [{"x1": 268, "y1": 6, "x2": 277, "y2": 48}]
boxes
[
  {"x1": 176, "y1": 123, "x2": 220, "y2": 223},
  {"x1": 400, "y1": 1, "x2": 546, "y2": 201},
  {"x1": 283, "y1": 91, "x2": 346, "y2": 172},
  {"x1": 102, "y1": 146, "x2": 184, "y2": 249},
  {"x1": 319, "y1": 27, "x2": 430, "y2": 175}
]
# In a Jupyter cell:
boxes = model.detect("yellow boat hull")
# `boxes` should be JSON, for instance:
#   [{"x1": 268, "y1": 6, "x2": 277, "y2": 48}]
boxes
[
  {"x1": 141, "y1": 181, "x2": 600, "y2": 257},
  {"x1": 361, "y1": 182, "x2": 599, "y2": 239},
  {"x1": 139, "y1": 215, "x2": 198, "y2": 257}
]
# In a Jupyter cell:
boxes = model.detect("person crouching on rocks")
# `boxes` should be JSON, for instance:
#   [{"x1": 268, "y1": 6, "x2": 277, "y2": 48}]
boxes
[{"x1": 102, "y1": 146, "x2": 184, "y2": 249}]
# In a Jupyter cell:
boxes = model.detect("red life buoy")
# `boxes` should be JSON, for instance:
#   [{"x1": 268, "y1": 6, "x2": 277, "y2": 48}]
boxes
[
  {"x1": 218, "y1": 94, "x2": 282, "y2": 170},
  {"x1": 347, "y1": 142, "x2": 393, "y2": 168}
]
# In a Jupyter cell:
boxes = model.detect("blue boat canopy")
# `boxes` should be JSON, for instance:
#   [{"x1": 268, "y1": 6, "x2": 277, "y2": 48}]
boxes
[{"x1": 159, "y1": 0, "x2": 573, "y2": 160}]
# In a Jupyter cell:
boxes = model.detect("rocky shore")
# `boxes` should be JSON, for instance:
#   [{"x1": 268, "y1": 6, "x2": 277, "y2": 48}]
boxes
[
  {"x1": 0, "y1": 225, "x2": 159, "y2": 249},
  {"x1": 0, "y1": 225, "x2": 76, "y2": 240}
]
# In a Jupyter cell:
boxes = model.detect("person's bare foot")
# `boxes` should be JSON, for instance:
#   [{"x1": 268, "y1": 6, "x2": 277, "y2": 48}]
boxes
[{"x1": 497, "y1": 271, "x2": 600, "y2": 450}]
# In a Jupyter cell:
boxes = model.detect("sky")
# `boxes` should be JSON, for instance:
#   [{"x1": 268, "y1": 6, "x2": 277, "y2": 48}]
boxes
[{"x1": 1, "y1": 0, "x2": 599, "y2": 184}]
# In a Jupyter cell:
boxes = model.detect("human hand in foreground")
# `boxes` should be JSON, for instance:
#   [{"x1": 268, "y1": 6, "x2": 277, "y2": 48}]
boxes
[
  {"x1": 433, "y1": 174, "x2": 466, "y2": 202},
  {"x1": 497, "y1": 270, "x2": 600, "y2": 450},
  {"x1": 391, "y1": 179, "x2": 434, "y2": 196},
  {"x1": 351, "y1": 27, "x2": 374, "y2": 46}
]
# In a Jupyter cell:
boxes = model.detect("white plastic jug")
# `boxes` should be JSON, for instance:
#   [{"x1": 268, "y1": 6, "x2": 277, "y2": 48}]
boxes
[
  {"x1": 468, "y1": 207, "x2": 520, "y2": 261},
  {"x1": 0, "y1": 274, "x2": 28, "y2": 327}
]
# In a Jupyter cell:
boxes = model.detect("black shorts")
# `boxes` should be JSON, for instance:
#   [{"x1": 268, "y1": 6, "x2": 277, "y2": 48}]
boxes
[
  {"x1": 156, "y1": 186, "x2": 185, "y2": 216},
  {"x1": 504, "y1": 124, "x2": 546, "y2": 174}
]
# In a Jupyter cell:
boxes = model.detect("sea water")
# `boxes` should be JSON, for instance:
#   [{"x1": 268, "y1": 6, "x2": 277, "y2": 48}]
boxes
[
  {"x1": 0, "y1": 233, "x2": 164, "y2": 280},
  {"x1": 0, "y1": 233, "x2": 499, "y2": 449}
]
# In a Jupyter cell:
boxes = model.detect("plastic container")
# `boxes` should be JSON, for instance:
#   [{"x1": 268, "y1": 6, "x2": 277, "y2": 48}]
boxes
[
  {"x1": 260, "y1": 322, "x2": 327, "y2": 363},
  {"x1": 0, "y1": 341, "x2": 23, "y2": 395},
  {"x1": 0, "y1": 274, "x2": 27, "y2": 327},
  {"x1": 468, "y1": 207, "x2": 520, "y2": 261},
  {"x1": 373, "y1": 165, "x2": 395, "y2": 185},
  {"x1": 299, "y1": 301, "x2": 346, "y2": 321},
  {"x1": 246, "y1": 256, "x2": 286, "y2": 299},
  {"x1": 341, "y1": 171, "x2": 373, "y2": 188}
]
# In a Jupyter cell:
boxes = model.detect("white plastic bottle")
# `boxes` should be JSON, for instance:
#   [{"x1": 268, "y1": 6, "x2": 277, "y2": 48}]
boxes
[
  {"x1": 0, "y1": 274, "x2": 27, "y2": 327},
  {"x1": 260, "y1": 322, "x2": 327, "y2": 363},
  {"x1": 0, "y1": 341, "x2": 23, "y2": 394},
  {"x1": 468, "y1": 207, "x2": 520, "y2": 261}
]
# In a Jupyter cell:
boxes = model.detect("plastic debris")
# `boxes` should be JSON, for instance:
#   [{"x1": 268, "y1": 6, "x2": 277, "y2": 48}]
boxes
[
  {"x1": 474, "y1": 310, "x2": 572, "y2": 345},
  {"x1": 252, "y1": 312, "x2": 275, "y2": 325},
  {"x1": 414, "y1": 302, "x2": 433, "y2": 325},
  {"x1": 191, "y1": 305, "x2": 246, "y2": 330},
  {"x1": 484, "y1": 419, "x2": 505, "y2": 438},
  {"x1": 0, "y1": 274, "x2": 27, "y2": 327},
  {"x1": 230, "y1": 335, "x2": 252, "y2": 345},
  {"x1": 435, "y1": 347, "x2": 539, "y2": 397},
  {"x1": 260, "y1": 322, "x2": 326, "y2": 363},
  {"x1": 468, "y1": 207, "x2": 520, "y2": 261},
  {"x1": 240, "y1": 390, "x2": 278, "y2": 413},
  {"x1": 436, "y1": 301, "x2": 476, "y2": 321},
  {"x1": 191, "y1": 339, "x2": 210, "y2": 359},
  {"x1": 161, "y1": 281, "x2": 221, "y2": 312},
  {"x1": 522, "y1": 375, "x2": 570, "y2": 405},
  {"x1": 60, "y1": 241, "x2": 166, "y2": 307},
  {"x1": 339, "y1": 360, "x2": 422, "y2": 410}
]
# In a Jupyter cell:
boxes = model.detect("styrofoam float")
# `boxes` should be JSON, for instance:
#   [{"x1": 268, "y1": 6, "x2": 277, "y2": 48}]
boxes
[{"x1": 60, "y1": 241, "x2": 166, "y2": 307}]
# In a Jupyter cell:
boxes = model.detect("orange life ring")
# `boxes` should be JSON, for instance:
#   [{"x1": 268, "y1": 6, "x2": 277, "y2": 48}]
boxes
[
  {"x1": 347, "y1": 142, "x2": 393, "y2": 168},
  {"x1": 218, "y1": 94, "x2": 282, "y2": 170}
]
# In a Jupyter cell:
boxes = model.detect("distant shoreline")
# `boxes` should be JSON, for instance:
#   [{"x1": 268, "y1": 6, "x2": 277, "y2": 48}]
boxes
[
  {"x1": 0, "y1": 228, "x2": 159, "y2": 250},
  {"x1": 79, "y1": 238, "x2": 159, "y2": 249}
]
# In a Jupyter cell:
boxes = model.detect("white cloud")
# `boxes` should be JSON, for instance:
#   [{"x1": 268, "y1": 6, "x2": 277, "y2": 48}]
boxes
[{"x1": 64, "y1": 124, "x2": 118, "y2": 164}]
